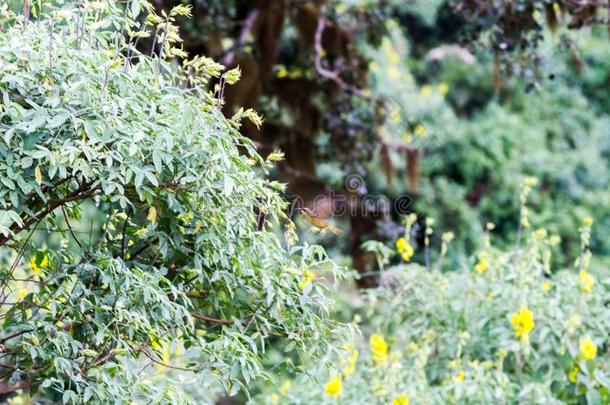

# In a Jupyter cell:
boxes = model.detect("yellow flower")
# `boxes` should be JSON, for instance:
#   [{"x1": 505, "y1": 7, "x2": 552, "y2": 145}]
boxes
[
  {"x1": 342, "y1": 364, "x2": 355, "y2": 377},
  {"x1": 442, "y1": 232, "x2": 455, "y2": 242},
  {"x1": 16, "y1": 288, "x2": 29, "y2": 301},
  {"x1": 419, "y1": 85, "x2": 432, "y2": 99},
  {"x1": 369, "y1": 334, "x2": 388, "y2": 365},
  {"x1": 414, "y1": 124, "x2": 426, "y2": 137},
  {"x1": 270, "y1": 393, "x2": 279, "y2": 404},
  {"x1": 437, "y1": 82, "x2": 449, "y2": 96},
  {"x1": 511, "y1": 306, "x2": 535, "y2": 338},
  {"x1": 396, "y1": 237, "x2": 414, "y2": 262},
  {"x1": 30, "y1": 254, "x2": 49, "y2": 276},
  {"x1": 324, "y1": 375, "x2": 342, "y2": 398},
  {"x1": 542, "y1": 281, "x2": 552, "y2": 292},
  {"x1": 474, "y1": 252, "x2": 489, "y2": 274},
  {"x1": 401, "y1": 245, "x2": 414, "y2": 262},
  {"x1": 341, "y1": 343, "x2": 359, "y2": 377},
  {"x1": 150, "y1": 338, "x2": 162, "y2": 351},
  {"x1": 280, "y1": 379, "x2": 291, "y2": 394},
  {"x1": 549, "y1": 235, "x2": 561, "y2": 246},
  {"x1": 298, "y1": 270, "x2": 315, "y2": 291},
  {"x1": 387, "y1": 49, "x2": 400, "y2": 65},
  {"x1": 388, "y1": 67, "x2": 400, "y2": 80},
  {"x1": 534, "y1": 228, "x2": 547, "y2": 239},
  {"x1": 155, "y1": 344, "x2": 171, "y2": 373},
  {"x1": 393, "y1": 395, "x2": 410, "y2": 405},
  {"x1": 582, "y1": 216, "x2": 594, "y2": 227},
  {"x1": 568, "y1": 366, "x2": 579, "y2": 383},
  {"x1": 396, "y1": 237, "x2": 407, "y2": 252},
  {"x1": 579, "y1": 270, "x2": 595, "y2": 293},
  {"x1": 453, "y1": 370, "x2": 465, "y2": 383},
  {"x1": 579, "y1": 337, "x2": 597, "y2": 361},
  {"x1": 523, "y1": 176, "x2": 538, "y2": 187}
]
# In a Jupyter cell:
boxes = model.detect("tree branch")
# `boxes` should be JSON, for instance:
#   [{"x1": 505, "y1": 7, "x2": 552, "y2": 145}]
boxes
[
  {"x1": 313, "y1": 5, "x2": 368, "y2": 98},
  {"x1": 190, "y1": 312, "x2": 234, "y2": 325}
]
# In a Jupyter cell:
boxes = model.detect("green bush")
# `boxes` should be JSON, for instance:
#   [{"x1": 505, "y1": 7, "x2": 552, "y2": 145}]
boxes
[
  {"x1": 0, "y1": 2, "x2": 344, "y2": 402},
  {"x1": 260, "y1": 215, "x2": 609, "y2": 404}
]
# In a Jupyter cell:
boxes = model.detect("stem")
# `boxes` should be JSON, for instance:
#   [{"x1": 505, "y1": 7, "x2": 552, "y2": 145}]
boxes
[
  {"x1": 156, "y1": 16, "x2": 170, "y2": 87},
  {"x1": 23, "y1": 0, "x2": 30, "y2": 26},
  {"x1": 75, "y1": 0, "x2": 82, "y2": 50},
  {"x1": 48, "y1": 19, "x2": 54, "y2": 84}
]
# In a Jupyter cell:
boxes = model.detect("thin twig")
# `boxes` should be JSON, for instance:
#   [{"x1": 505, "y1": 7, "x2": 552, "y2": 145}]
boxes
[
  {"x1": 156, "y1": 15, "x2": 170, "y2": 87},
  {"x1": 48, "y1": 18, "x2": 54, "y2": 85},
  {"x1": 62, "y1": 205, "x2": 84, "y2": 249},
  {"x1": 190, "y1": 312, "x2": 234, "y2": 325},
  {"x1": 222, "y1": 9, "x2": 259, "y2": 66},
  {"x1": 136, "y1": 347, "x2": 195, "y2": 372},
  {"x1": 313, "y1": 5, "x2": 367, "y2": 97},
  {"x1": 23, "y1": 0, "x2": 30, "y2": 26},
  {"x1": 76, "y1": 0, "x2": 83, "y2": 50}
]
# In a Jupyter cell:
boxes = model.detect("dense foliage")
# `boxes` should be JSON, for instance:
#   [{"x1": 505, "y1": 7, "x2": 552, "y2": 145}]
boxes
[
  {"x1": 259, "y1": 203, "x2": 609, "y2": 404},
  {"x1": 0, "y1": 2, "x2": 345, "y2": 402}
]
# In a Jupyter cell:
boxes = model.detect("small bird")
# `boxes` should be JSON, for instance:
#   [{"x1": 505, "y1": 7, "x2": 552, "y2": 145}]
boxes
[{"x1": 299, "y1": 207, "x2": 343, "y2": 236}]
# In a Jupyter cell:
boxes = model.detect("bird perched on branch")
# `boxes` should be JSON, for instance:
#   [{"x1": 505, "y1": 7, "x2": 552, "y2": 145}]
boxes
[{"x1": 299, "y1": 207, "x2": 343, "y2": 236}]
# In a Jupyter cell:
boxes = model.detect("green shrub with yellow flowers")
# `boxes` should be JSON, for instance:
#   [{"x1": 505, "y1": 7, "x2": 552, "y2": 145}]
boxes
[
  {"x1": 0, "y1": 2, "x2": 348, "y2": 402},
  {"x1": 258, "y1": 182, "x2": 609, "y2": 404}
]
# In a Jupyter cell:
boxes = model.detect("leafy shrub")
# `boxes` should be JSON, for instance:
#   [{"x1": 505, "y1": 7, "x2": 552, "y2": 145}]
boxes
[
  {"x1": 0, "y1": 2, "x2": 344, "y2": 402},
  {"x1": 260, "y1": 216, "x2": 609, "y2": 404}
]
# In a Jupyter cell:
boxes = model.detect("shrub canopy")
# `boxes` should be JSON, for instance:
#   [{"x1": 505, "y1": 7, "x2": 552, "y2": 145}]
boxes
[{"x1": 0, "y1": 2, "x2": 343, "y2": 402}]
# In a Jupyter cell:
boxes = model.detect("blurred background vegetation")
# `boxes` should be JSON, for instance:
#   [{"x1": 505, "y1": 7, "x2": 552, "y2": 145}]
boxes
[{"x1": 149, "y1": 0, "x2": 610, "y2": 279}]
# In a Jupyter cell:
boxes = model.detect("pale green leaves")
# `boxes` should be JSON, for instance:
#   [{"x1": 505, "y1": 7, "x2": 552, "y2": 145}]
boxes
[{"x1": 0, "y1": 1, "x2": 341, "y2": 402}]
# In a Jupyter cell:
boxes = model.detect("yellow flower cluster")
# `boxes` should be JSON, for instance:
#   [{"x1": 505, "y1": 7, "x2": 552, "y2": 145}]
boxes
[
  {"x1": 341, "y1": 343, "x2": 359, "y2": 377},
  {"x1": 16, "y1": 288, "x2": 29, "y2": 301},
  {"x1": 568, "y1": 365, "x2": 579, "y2": 383},
  {"x1": 511, "y1": 306, "x2": 535, "y2": 338},
  {"x1": 579, "y1": 336, "x2": 597, "y2": 360},
  {"x1": 392, "y1": 395, "x2": 410, "y2": 405},
  {"x1": 414, "y1": 124, "x2": 426, "y2": 138},
  {"x1": 453, "y1": 369, "x2": 465, "y2": 383},
  {"x1": 519, "y1": 176, "x2": 538, "y2": 228},
  {"x1": 269, "y1": 379, "x2": 291, "y2": 403},
  {"x1": 298, "y1": 269, "x2": 315, "y2": 291},
  {"x1": 324, "y1": 375, "x2": 342, "y2": 398},
  {"x1": 369, "y1": 333, "x2": 388, "y2": 365},
  {"x1": 579, "y1": 270, "x2": 595, "y2": 293},
  {"x1": 396, "y1": 237, "x2": 414, "y2": 262},
  {"x1": 474, "y1": 252, "x2": 489, "y2": 274},
  {"x1": 438, "y1": 82, "x2": 449, "y2": 96},
  {"x1": 30, "y1": 254, "x2": 49, "y2": 276},
  {"x1": 533, "y1": 228, "x2": 547, "y2": 239}
]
